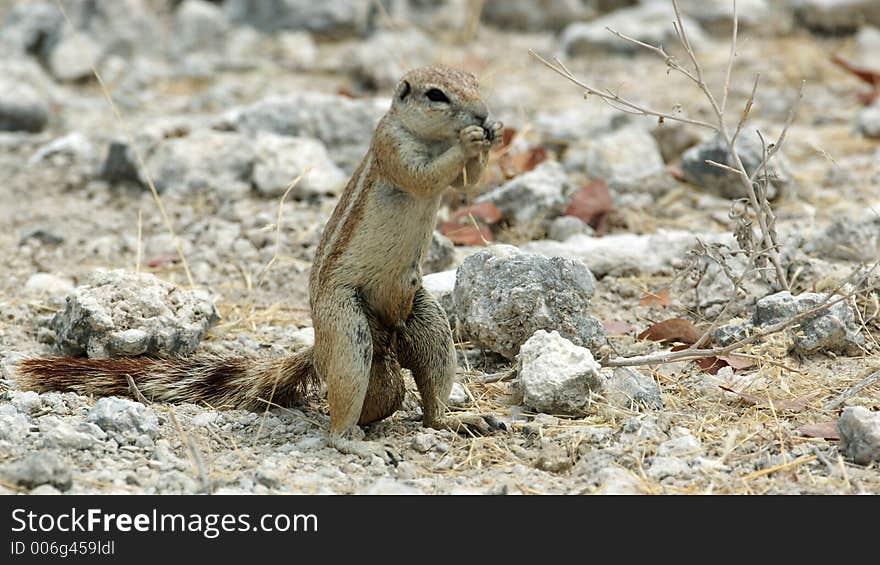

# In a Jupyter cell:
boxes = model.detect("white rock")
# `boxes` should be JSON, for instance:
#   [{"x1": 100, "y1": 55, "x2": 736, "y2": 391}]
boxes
[
  {"x1": 423, "y1": 269, "x2": 457, "y2": 326},
  {"x1": 364, "y1": 478, "x2": 422, "y2": 494},
  {"x1": 47, "y1": 32, "x2": 98, "y2": 82},
  {"x1": 595, "y1": 467, "x2": 645, "y2": 495},
  {"x1": 790, "y1": 0, "x2": 880, "y2": 33},
  {"x1": 858, "y1": 102, "x2": 880, "y2": 139},
  {"x1": 454, "y1": 246, "x2": 605, "y2": 359},
  {"x1": 87, "y1": 397, "x2": 160, "y2": 444},
  {"x1": 567, "y1": 127, "x2": 665, "y2": 191},
  {"x1": 148, "y1": 130, "x2": 255, "y2": 199},
  {"x1": 646, "y1": 456, "x2": 691, "y2": 480},
  {"x1": 290, "y1": 327, "x2": 316, "y2": 348},
  {"x1": 29, "y1": 132, "x2": 95, "y2": 165},
  {"x1": 190, "y1": 412, "x2": 219, "y2": 427},
  {"x1": 604, "y1": 366, "x2": 664, "y2": 410},
  {"x1": 657, "y1": 434, "x2": 702, "y2": 457},
  {"x1": 838, "y1": 406, "x2": 880, "y2": 465},
  {"x1": 482, "y1": 0, "x2": 592, "y2": 31},
  {"x1": 219, "y1": 92, "x2": 387, "y2": 173},
  {"x1": 517, "y1": 330, "x2": 605, "y2": 416},
  {"x1": 475, "y1": 161, "x2": 574, "y2": 226},
  {"x1": 172, "y1": 0, "x2": 230, "y2": 54},
  {"x1": 252, "y1": 133, "x2": 346, "y2": 198},
  {"x1": 25, "y1": 273, "x2": 74, "y2": 298},
  {"x1": 561, "y1": 3, "x2": 707, "y2": 56},
  {"x1": 0, "y1": 409, "x2": 30, "y2": 442},
  {"x1": 224, "y1": 0, "x2": 371, "y2": 37},
  {"x1": 52, "y1": 269, "x2": 218, "y2": 358},
  {"x1": 448, "y1": 382, "x2": 470, "y2": 408},
  {"x1": 547, "y1": 216, "x2": 592, "y2": 241},
  {"x1": 276, "y1": 32, "x2": 317, "y2": 69},
  {"x1": 10, "y1": 390, "x2": 42, "y2": 415},
  {"x1": 523, "y1": 230, "x2": 734, "y2": 278}
]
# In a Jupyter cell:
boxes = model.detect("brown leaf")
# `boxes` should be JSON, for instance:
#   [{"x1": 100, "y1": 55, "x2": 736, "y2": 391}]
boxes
[
  {"x1": 717, "y1": 354, "x2": 755, "y2": 370},
  {"x1": 496, "y1": 127, "x2": 517, "y2": 152},
  {"x1": 564, "y1": 178, "x2": 613, "y2": 228},
  {"x1": 831, "y1": 54, "x2": 880, "y2": 105},
  {"x1": 696, "y1": 356, "x2": 726, "y2": 374},
  {"x1": 639, "y1": 288, "x2": 672, "y2": 308},
  {"x1": 502, "y1": 146, "x2": 547, "y2": 176},
  {"x1": 449, "y1": 202, "x2": 502, "y2": 225},
  {"x1": 666, "y1": 163, "x2": 686, "y2": 182},
  {"x1": 719, "y1": 387, "x2": 821, "y2": 412},
  {"x1": 603, "y1": 320, "x2": 634, "y2": 335},
  {"x1": 638, "y1": 318, "x2": 702, "y2": 345},
  {"x1": 438, "y1": 222, "x2": 492, "y2": 246},
  {"x1": 147, "y1": 255, "x2": 180, "y2": 268},
  {"x1": 797, "y1": 421, "x2": 840, "y2": 440}
]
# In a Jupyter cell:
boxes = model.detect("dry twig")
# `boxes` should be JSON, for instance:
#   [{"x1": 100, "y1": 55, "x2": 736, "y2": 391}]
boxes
[{"x1": 531, "y1": 0, "x2": 801, "y2": 291}]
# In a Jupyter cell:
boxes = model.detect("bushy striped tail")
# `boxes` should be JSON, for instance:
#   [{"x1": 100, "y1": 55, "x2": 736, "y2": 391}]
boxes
[{"x1": 16, "y1": 348, "x2": 318, "y2": 411}]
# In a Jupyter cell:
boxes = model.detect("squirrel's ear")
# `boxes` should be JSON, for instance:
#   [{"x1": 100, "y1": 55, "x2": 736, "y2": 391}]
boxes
[{"x1": 396, "y1": 80, "x2": 411, "y2": 101}]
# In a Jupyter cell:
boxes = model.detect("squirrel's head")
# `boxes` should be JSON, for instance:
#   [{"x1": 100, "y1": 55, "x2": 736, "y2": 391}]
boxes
[{"x1": 391, "y1": 65, "x2": 490, "y2": 143}]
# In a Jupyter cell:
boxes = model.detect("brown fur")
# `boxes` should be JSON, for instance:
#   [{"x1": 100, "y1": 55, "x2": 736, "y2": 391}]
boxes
[{"x1": 17, "y1": 65, "x2": 501, "y2": 454}]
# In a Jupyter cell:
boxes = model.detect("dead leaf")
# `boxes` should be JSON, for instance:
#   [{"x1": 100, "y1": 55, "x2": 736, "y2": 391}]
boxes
[
  {"x1": 564, "y1": 178, "x2": 613, "y2": 228},
  {"x1": 717, "y1": 354, "x2": 755, "y2": 370},
  {"x1": 603, "y1": 320, "x2": 634, "y2": 335},
  {"x1": 639, "y1": 288, "x2": 672, "y2": 308},
  {"x1": 797, "y1": 421, "x2": 840, "y2": 440},
  {"x1": 449, "y1": 202, "x2": 502, "y2": 225},
  {"x1": 147, "y1": 255, "x2": 180, "y2": 268},
  {"x1": 831, "y1": 54, "x2": 880, "y2": 105},
  {"x1": 500, "y1": 146, "x2": 547, "y2": 177},
  {"x1": 695, "y1": 356, "x2": 726, "y2": 374},
  {"x1": 495, "y1": 127, "x2": 517, "y2": 152},
  {"x1": 666, "y1": 163, "x2": 686, "y2": 182},
  {"x1": 638, "y1": 318, "x2": 703, "y2": 344},
  {"x1": 438, "y1": 222, "x2": 492, "y2": 246},
  {"x1": 719, "y1": 387, "x2": 821, "y2": 412}
]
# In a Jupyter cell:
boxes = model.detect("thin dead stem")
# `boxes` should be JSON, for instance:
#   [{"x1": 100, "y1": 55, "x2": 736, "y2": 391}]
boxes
[{"x1": 531, "y1": 0, "x2": 802, "y2": 292}]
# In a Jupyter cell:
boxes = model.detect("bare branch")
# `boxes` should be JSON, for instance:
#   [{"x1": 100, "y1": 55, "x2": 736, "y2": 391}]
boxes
[
  {"x1": 604, "y1": 26, "x2": 699, "y2": 84},
  {"x1": 528, "y1": 50, "x2": 716, "y2": 130},
  {"x1": 705, "y1": 159, "x2": 746, "y2": 176},
  {"x1": 731, "y1": 73, "x2": 759, "y2": 146},
  {"x1": 605, "y1": 282, "x2": 876, "y2": 368},
  {"x1": 720, "y1": 0, "x2": 738, "y2": 115},
  {"x1": 749, "y1": 80, "x2": 806, "y2": 185},
  {"x1": 824, "y1": 370, "x2": 880, "y2": 411}
]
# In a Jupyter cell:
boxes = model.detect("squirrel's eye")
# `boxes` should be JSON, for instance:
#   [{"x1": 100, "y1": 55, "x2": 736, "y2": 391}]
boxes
[{"x1": 425, "y1": 88, "x2": 450, "y2": 103}]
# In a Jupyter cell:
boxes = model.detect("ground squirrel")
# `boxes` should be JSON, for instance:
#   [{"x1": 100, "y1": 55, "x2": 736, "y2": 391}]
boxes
[{"x1": 18, "y1": 65, "x2": 503, "y2": 460}]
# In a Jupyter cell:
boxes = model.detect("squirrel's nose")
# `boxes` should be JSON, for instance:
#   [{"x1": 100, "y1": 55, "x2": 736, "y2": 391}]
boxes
[{"x1": 472, "y1": 101, "x2": 488, "y2": 123}]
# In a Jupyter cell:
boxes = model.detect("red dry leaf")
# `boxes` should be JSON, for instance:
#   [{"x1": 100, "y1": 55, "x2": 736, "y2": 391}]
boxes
[
  {"x1": 449, "y1": 201, "x2": 502, "y2": 225},
  {"x1": 666, "y1": 163, "x2": 686, "y2": 182},
  {"x1": 603, "y1": 320, "x2": 634, "y2": 335},
  {"x1": 499, "y1": 146, "x2": 547, "y2": 177},
  {"x1": 497, "y1": 127, "x2": 517, "y2": 152},
  {"x1": 717, "y1": 354, "x2": 755, "y2": 370},
  {"x1": 638, "y1": 318, "x2": 703, "y2": 344},
  {"x1": 564, "y1": 178, "x2": 613, "y2": 228},
  {"x1": 639, "y1": 288, "x2": 672, "y2": 308},
  {"x1": 831, "y1": 54, "x2": 880, "y2": 105},
  {"x1": 696, "y1": 356, "x2": 726, "y2": 375},
  {"x1": 797, "y1": 422, "x2": 840, "y2": 440},
  {"x1": 719, "y1": 386, "x2": 820, "y2": 412},
  {"x1": 146, "y1": 255, "x2": 180, "y2": 268},
  {"x1": 438, "y1": 222, "x2": 492, "y2": 246}
]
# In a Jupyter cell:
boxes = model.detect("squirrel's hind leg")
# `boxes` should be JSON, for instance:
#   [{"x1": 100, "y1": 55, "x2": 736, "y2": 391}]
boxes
[{"x1": 398, "y1": 288, "x2": 493, "y2": 435}]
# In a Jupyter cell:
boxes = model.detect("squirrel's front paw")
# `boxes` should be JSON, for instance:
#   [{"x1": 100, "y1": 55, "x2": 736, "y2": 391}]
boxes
[
  {"x1": 483, "y1": 120, "x2": 503, "y2": 146},
  {"x1": 459, "y1": 125, "x2": 488, "y2": 158}
]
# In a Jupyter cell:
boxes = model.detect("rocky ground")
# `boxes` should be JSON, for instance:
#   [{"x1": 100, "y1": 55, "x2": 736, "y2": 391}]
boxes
[{"x1": 1, "y1": 0, "x2": 879, "y2": 495}]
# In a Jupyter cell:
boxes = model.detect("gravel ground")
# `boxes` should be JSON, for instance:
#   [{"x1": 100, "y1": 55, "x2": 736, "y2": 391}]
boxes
[{"x1": 1, "y1": 0, "x2": 879, "y2": 494}]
